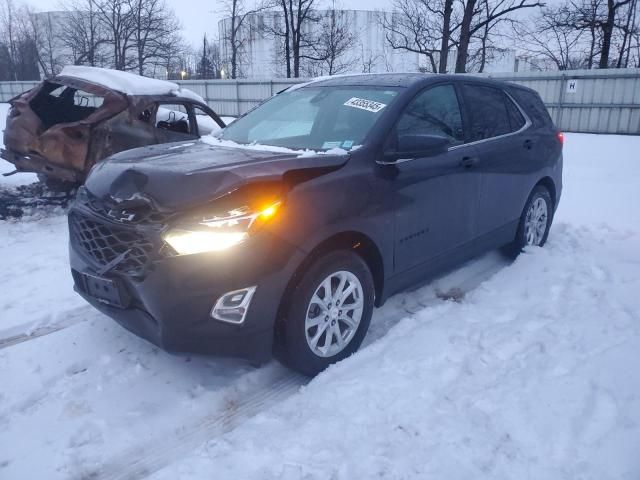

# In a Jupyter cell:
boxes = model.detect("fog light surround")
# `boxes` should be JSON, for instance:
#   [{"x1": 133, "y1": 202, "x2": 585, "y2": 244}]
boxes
[{"x1": 211, "y1": 286, "x2": 257, "y2": 324}]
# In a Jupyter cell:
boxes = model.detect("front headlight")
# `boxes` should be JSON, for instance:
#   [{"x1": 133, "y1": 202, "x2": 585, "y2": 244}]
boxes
[{"x1": 162, "y1": 201, "x2": 281, "y2": 255}]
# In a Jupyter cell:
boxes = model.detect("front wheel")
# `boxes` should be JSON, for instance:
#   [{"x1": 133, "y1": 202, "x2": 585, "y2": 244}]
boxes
[{"x1": 278, "y1": 250, "x2": 375, "y2": 376}]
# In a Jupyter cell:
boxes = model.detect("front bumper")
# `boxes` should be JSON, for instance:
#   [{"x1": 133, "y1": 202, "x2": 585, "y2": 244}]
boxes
[{"x1": 68, "y1": 205, "x2": 306, "y2": 364}]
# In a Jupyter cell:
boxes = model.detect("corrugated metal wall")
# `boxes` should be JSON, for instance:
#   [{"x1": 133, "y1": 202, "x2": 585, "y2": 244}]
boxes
[
  {"x1": 1, "y1": 69, "x2": 638, "y2": 134},
  {"x1": 484, "y1": 69, "x2": 640, "y2": 134}
]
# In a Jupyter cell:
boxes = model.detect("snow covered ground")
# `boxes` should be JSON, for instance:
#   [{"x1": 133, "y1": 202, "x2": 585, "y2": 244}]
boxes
[{"x1": 1, "y1": 99, "x2": 639, "y2": 479}]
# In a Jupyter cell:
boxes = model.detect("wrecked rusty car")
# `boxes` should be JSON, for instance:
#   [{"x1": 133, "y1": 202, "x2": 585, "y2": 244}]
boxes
[{"x1": 1, "y1": 66, "x2": 226, "y2": 190}]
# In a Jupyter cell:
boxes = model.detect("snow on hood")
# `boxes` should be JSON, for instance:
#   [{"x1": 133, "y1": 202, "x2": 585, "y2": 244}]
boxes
[
  {"x1": 57, "y1": 65, "x2": 204, "y2": 102},
  {"x1": 201, "y1": 135, "x2": 349, "y2": 158}
]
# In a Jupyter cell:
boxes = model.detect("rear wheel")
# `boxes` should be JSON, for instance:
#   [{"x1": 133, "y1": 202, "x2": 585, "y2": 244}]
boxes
[
  {"x1": 506, "y1": 185, "x2": 553, "y2": 256},
  {"x1": 279, "y1": 250, "x2": 375, "y2": 376}
]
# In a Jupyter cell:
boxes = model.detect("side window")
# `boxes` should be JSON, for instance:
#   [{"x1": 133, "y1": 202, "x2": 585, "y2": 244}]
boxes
[
  {"x1": 155, "y1": 103, "x2": 194, "y2": 136},
  {"x1": 193, "y1": 105, "x2": 222, "y2": 136},
  {"x1": 396, "y1": 84, "x2": 464, "y2": 145},
  {"x1": 505, "y1": 95, "x2": 526, "y2": 131},
  {"x1": 461, "y1": 84, "x2": 511, "y2": 141}
]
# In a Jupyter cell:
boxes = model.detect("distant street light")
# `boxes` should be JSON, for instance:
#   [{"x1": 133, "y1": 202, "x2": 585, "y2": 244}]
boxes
[
  {"x1": 180, "y1": 71, "x2": 187, "y2": 80},
  {"x1": 220, "y1": 69, "x2": 226, "y2": 79}
]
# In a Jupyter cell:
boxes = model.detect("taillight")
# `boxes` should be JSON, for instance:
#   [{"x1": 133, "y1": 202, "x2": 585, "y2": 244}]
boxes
[{"x1": 557, "y1": 132, "x2": 564, "y2": 145}]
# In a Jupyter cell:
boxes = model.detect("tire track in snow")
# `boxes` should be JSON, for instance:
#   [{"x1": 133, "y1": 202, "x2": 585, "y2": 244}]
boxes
[
  {"x1": 0, "y1": 306, "x2": 90, "y2": 350},
  {"x1": 89, "y1": 252, "x2": 510, "y2": 480},
  {"x1": 93, "y1": 371, "x2": 306, "y2": 480}
]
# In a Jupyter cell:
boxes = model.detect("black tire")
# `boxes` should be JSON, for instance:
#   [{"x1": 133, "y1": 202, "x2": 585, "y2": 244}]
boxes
[
  {"x1": 278, "y1": 250, "x2": 375, "y2": 376},
  {"x1": 504, "y1": 185, "x2": 553, "y2": 257},
  {"x1": 37, "y1": 174, "x2": 78, "y2": 193}
]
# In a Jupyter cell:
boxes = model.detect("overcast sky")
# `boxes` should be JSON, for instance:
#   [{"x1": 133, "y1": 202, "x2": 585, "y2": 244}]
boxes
[{"x1": 26, "y1": 0, "x2": 393, "y2": 48}]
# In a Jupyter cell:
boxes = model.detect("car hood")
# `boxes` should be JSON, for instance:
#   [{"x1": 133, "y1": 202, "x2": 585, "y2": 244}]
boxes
[{"x1": 84, "y1": 140, "x2": 350, "y2": 211}]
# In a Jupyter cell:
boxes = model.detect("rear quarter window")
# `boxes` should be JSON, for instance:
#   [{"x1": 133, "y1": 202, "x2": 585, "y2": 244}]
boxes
[
  {"x1": 505, "y1": 95, "x2": 526, "y2": 131},
  {"x1": 508, "y1": 88, "x2": 553, "y2": 127}
]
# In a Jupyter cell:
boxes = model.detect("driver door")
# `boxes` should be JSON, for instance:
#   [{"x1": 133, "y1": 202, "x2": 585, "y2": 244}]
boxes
[{"x1": 390, "y1": 84, "x2": 482, "y2": 273}]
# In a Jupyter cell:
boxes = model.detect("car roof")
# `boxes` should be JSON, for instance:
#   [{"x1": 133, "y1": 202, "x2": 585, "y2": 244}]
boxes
[
  {"x1": 54, "y1": 65, "x2": 207, "y2": 103},
  {"x1": 303, "y1": 72, "x2": 532, "y2": 93}
]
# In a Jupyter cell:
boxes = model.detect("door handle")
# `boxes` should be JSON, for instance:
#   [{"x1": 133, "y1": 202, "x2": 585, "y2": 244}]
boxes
[
  {"x1": 460, "y1": 156, "x2": 479, "y2": 169},
  {"x1": 523, "y1": 139, "x2": 533, "y2": 150}
]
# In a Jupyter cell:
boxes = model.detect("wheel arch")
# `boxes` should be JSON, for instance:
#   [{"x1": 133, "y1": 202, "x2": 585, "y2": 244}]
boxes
[
  {"x1": 535, "y1": 176, "x2": 557, "y2": 210},
  {"x1": 276, "y1": 231, "x2": 385, "y2": 332}
]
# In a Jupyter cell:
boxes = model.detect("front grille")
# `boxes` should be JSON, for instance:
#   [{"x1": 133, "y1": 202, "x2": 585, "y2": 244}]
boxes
[{"x1": 70, "y1": 212, "x2": 155, "y2": 276}]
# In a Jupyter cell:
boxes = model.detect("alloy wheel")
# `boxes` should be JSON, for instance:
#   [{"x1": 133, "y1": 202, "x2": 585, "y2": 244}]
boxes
[
  {"x1": 524, "y1": 197, "x2": 548, "y2": 246},
  {"x1": 304, "y1": 270, "x2": 364, "y2": 358}
]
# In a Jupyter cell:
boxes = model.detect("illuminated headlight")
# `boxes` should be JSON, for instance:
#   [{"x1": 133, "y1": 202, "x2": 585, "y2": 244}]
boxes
[
  {"x1": 163, "y1": 230, "x2": 248, "y2": 254},
  {"x1": 162, "y1": 201, "x2": 280, "y2": 255}
]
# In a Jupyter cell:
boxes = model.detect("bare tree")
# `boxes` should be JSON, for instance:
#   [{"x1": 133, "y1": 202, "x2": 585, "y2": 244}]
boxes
[
  {"x1": 157, "y1": 34, "x2": 188, "y2": 79},
  {"x1": 92, "y1": 0, "x2": 136, "y2": 70},
  {"x1": 0, "y1": 0, "x2": 20, "y2": 79},
  {"x1": 535, "y1": 0, "x2": 637, "y2": 68},
  {"x1": 219, "y1": 0, "x2": 264, "y2": 78},
  {"x1": 360, "y1": 40, "x2": 384, "y2": 73},
  {"x1": 59, "y1": 0, "x2": 108, "y2": 67},
  {"x1": 25, "y1": 9, "x2": 66, "y2": 76},
  {"x1": 0, "y1": 0, "x2": 40, "y2": 80},
  {"x1": 302, "y1": 7, "x2": 357, "y2": 75},
  {"x1": 263, "y1": 0, "x2": 320, "y2": 77},
  {"x1": 381, "y1": 0, "x2": 452, "y2": 73},
  {"x1": 598, "y1": 0, "x2": 633, "y2": 66},
  {"x1": 614, "y1": 0, "x2": 638, "y2": 66},
  {"x1": 127, "y1": 0, "x2": 180, "y2": 75},
  {"x1": 455, "y1": 0, "x2": 543, "y2": 72},
  {"x1": 196, "y1": 34, "x2": 223, "y2": 78},
  {"x1": 514, "y1": 5, "x2": 588, "y2": 69}
]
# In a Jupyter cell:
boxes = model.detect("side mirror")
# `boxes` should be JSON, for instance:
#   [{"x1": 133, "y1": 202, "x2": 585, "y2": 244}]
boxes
[{"x1": 384, "y1": 134, "x2": 451, "y2": 162}]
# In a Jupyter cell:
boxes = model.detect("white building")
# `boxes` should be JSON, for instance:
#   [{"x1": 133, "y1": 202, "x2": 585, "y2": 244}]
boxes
[{"x1": 218, "y1": 9, "x2": 518, "y2": 79}]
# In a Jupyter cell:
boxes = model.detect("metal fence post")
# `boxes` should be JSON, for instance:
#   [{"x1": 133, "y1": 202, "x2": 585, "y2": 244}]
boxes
[
  {"x1": 236, "y1": 81, "x2": 241, "y2": 116},
  {"x1": 557, "y1": 73, "x2": 566, "y2": 131}
]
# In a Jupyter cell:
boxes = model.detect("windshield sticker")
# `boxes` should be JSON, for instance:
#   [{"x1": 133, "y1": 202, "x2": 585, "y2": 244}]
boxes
[
  {"x1": 322, "y1": 141, "x2": 343, "y2": 149},
  {"x1": 342, "y1": 140, "x2": 354, "y2": 149},
  {"x1": 343, "y1": 97, "x2": 387, "y2": 113}
]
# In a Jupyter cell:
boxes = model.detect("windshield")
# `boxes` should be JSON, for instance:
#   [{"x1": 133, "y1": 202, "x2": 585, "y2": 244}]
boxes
[{"x1": 217, "y1": 86, "x2": 401, "y2": 151}]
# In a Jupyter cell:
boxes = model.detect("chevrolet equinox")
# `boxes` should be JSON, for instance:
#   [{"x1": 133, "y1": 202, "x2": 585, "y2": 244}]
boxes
[{"x1": 68, "y1": 74, "x2": 563, "y2": 376}]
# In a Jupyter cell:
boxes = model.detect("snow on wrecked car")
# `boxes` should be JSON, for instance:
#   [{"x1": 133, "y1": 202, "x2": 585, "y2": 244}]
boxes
[{"x1": 1, "y1": 66, "x2": 226, "y2": 190}]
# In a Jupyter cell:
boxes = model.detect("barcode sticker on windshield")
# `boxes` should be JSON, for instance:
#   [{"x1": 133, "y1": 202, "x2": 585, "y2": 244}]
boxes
[{"x1": 343, "y1": 97, "x2": 387, "y2": 113}]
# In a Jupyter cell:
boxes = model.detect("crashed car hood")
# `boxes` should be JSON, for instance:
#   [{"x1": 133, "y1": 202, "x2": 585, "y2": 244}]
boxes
[{"x1": 84, "y1": 140, "x2": 350, "y2": 211}]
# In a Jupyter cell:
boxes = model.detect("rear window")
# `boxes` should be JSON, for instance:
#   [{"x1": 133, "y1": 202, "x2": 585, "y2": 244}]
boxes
[{"x1": 29, "y1": 82, "x2": 106, "y2": 130}]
